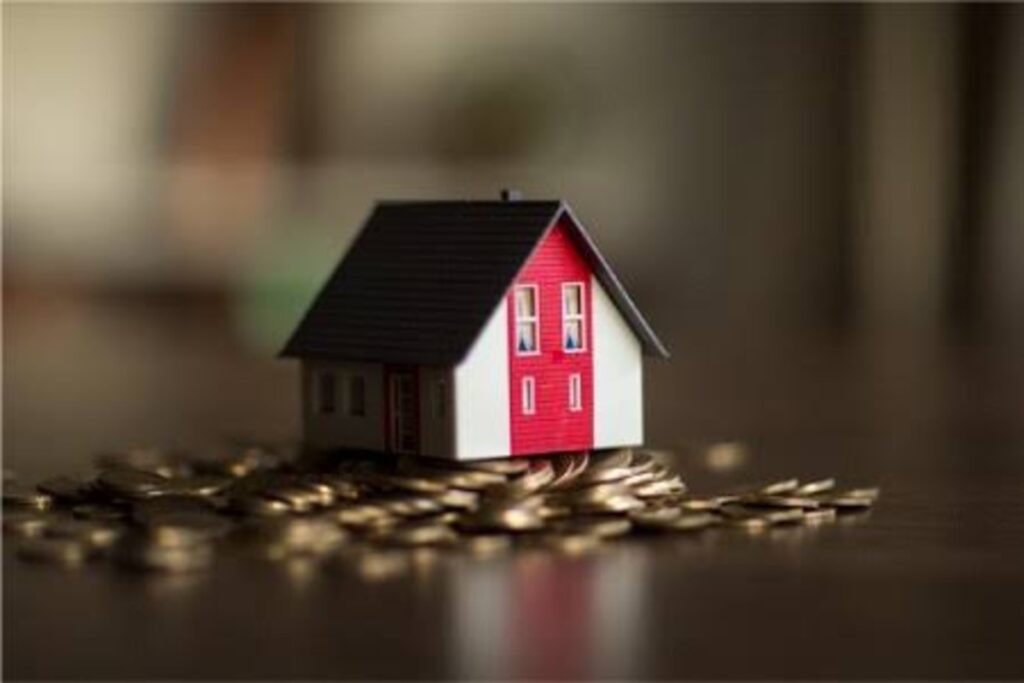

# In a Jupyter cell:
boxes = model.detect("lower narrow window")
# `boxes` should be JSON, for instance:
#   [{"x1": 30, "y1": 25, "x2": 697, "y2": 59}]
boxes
[
  {"x1": 522, "y1": 376, "x2": 536, "y2": 415},
  {"x1": 569, "y1": 373, "x2": 582, "y2": 412},
  {"x1": 317, "y1": 372, "x2": 336, "y2": 414}
]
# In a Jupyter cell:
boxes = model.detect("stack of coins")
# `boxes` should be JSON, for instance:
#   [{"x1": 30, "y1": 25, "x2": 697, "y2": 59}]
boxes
[{"x1": 2, "y1": 445, "x2": 880, "y2": 574}]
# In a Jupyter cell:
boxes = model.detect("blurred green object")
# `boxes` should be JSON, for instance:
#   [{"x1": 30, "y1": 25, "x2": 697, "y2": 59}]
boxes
[{"x1": 235, "y1": 219, "x2": 347, "y2": 354}]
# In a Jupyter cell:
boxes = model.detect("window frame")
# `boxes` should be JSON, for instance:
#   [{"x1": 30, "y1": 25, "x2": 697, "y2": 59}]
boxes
[
  {"x1": 561, "y1": 282, "x2": 586, "y2": 353},
  {"x1": 316, "y1": 371, "x2": 337, "y2": 415},
  {"x1": 513, "y1": 284, "x2": 541, "y2": 356},
  {"x1": 521, "y1": 376, "x2": 536, "y2": 415},
  {"x1": 568, "y1": 373, "x2": 582, "y2": 412}
]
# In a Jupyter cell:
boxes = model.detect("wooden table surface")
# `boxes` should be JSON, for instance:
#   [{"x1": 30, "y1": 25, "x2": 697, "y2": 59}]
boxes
[{"x1": 5, "y1": 294, "x2": 1024, "y2": 680}]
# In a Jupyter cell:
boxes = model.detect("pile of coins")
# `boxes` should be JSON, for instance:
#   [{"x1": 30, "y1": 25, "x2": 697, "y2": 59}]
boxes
[{"x1": 2, "y1": 446, "x2": 879, "y2": 573}]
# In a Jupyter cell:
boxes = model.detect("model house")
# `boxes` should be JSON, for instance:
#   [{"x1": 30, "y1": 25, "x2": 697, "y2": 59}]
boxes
[{"x1": 281, "y1": 193, "x2": 668, "y2": 460}]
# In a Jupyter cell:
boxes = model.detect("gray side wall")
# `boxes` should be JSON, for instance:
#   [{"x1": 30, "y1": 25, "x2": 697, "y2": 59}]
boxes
[
  {"x1": 301, "y1": 360, "x2": 455, "y2": 457},
  {"x1": 302, "y1": 360, "x2": 385, "y2": 451}
]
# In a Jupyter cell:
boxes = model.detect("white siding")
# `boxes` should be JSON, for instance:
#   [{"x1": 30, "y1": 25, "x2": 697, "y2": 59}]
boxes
[
  {"x1": 592, "y1": 275, "x2": 643, "y2": 448},
  {"x1": 302, "y1": 361, "x2": 385, "y2": 451},
  {"x1": 418, "y1": 366, "x2": 455, "y2": 458},
  {"x1": 453, "y1": 298, "x2": 511, "y2": 459}
]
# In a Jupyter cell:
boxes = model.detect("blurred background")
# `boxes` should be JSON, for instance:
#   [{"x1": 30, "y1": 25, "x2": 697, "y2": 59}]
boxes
[{"x1": 4, "y1": 3, "x2": 1024, "y2": 477}]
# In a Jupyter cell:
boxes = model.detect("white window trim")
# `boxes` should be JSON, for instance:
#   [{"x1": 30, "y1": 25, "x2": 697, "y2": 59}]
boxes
[
  {"x1": 514, "y1": 284, "x2": 541, "y2": 356},
  {"x1": 521, "y1": 376, "x2": 536, "y2": 415},
  {"x1": 562, "y1": 282, "x2": 586, "y2": 353},
  {"x1": 569, "y1": 373, "x2": 582, "y2": 412}
]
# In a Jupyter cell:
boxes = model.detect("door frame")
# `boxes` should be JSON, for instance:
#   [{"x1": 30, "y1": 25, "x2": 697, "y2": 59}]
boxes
[{"x1": 385, "y1": 365, "x2": 419, "y2": 454}]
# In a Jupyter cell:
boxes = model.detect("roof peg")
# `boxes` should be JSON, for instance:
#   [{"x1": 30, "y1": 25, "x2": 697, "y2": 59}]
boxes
[{"x1": 500, "y1": 188, "x2": 522, "y2": 202}]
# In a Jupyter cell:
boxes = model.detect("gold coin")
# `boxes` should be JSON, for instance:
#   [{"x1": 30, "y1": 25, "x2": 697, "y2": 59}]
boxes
[
  {"x1": 795, "y1": 478, "x2": 836, "y2": 496},
  {"x1": 115, "y1": 537, "x2": 214, "y2": 572},
  {"x1": 3, "y1": 511, "x2": 52, "y2": 537},
  {"x1": 227, "y1": 495, "x2": 291, "y2": 517},
  {"x1": 802, "y1": 507, "x2": 837, "y2": 524},
  {"x1": 629, "y1": 507, "x2": 682, "y2": 528},
  {"x1": 383, "y1": 521, "x2": 457, "y2": 547},
  {"x1": 36, "y1": 476, "x2": 89, "y2": 503},
  {"x1": 4, "y1": 485, "x2": 54, "y2": 511},
  {"x1": 18, "y1": 538, "x2": 93, "y2": 566},
  {"x1": 534, "y1": 533, "x2": 602, "y2": 555},
  {"x1": 550, "y1": 516, "x2": 632, "y2": 538},
  {"x1": 759, "y1": 479, "x2": 801, "y2": 495},
  {"x1": 96, "y1": 468, "x2": 169, "y2": 499},
  {"x1": 457, "y1": 534, "x2": 514, "y2": 556}
]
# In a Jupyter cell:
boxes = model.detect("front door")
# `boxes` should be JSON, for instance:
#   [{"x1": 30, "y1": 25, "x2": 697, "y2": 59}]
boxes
[{"x1": 388, "y1": 370, "x2": 418, "y2": 453}]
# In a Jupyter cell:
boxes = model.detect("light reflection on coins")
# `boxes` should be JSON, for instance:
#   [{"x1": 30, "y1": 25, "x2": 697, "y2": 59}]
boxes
[{"x1": 4, "y1": 444, "x2": 879, "y2": 578}]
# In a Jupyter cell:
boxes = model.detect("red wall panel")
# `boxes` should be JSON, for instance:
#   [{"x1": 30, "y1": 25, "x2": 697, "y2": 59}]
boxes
[{"x1": 507, "y1": 218, "x2": 594, "y2": 455}]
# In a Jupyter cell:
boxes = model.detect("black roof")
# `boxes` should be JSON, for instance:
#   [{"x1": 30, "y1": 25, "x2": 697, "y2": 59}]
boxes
[{"x1": 280, "y1": 200, "x2": 669, "y2": 364}]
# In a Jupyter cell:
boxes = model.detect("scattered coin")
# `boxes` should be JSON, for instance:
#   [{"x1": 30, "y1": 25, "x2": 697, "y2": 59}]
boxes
[
  {"x1": 4, "y1": 484, "x2": 54, "y2": 511},
  {"x1": 760, "y1": 479, "x2": 801, "y2": 496},
  {"x1": 45, "y1": 519, "x2": 122, "y2": 550},
  {"x1": 823, "y1": 495, "x2": 875, "y2": 511},
  {"x1": 795, "y1": 478, "x2": 836, "y2": 496},
  {"x1": 4, "y1": 510, "x2": 52, "y2": 537},
  {"x1": 18, "y1": 538, "x2": 93, "y2": 566},
  {"x1": 457, "y1": 534, "x2": 513, "y2": 556},
  {"x1": 37, "y1": 476, "x2": 90, "y2": 503},
  {"x1": 138, "y1": 511, "x2": 232, "y2": 547},
  {"x1": 247, "y1": 517, "x2": 348, "y2": 557},
  {"x1": 802, "y1": 507, "x2": 838, "y2": 524},
  {"x1": 841, "y1": 487, "x2": 881, "y2": 501},
  {"x1": 458, "y1": 499, "x2": 546, "y2": 532},
  {"x1": 115, "y1": 536, "x2": 214, "y2": 573},
  {"x1": 96, "y1": 468, "x2": 168, "y2": 499},
  {"x1": 549, "y1": 516, "x2": 632, "y2": 539},
  {"x1": 7, "y1": 442, "x2": 879, "y2": 576},
  {"x1": 158, "y1": 475, "x2": 232, "y2": 498},
  {"x1": 227, "y1": 495, "x2": 292, "y2": 517},
  {"x1": 72, "y1": 504, "x2": 126, "y2": 522},
  {"x1": 383, "y1": 521, "x2": 457, "y2": 547},
  {"x1": 535, "y1": 532, "x2": 602, "y2": 555}
]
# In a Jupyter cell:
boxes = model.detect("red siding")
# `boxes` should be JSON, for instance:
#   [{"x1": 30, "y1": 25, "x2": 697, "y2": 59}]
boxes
[{"x1": 507, "y1": 218, "x2": 594, "y2": 455}]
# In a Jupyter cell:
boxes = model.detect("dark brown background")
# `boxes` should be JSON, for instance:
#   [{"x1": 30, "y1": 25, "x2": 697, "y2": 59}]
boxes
[{"x1": 5, "y1": 3, "x2": 1024, "y2": 680}]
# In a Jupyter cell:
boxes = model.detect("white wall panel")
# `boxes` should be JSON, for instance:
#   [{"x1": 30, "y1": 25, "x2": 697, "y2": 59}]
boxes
[
  {"x1": 592, "y1": 275, "x2": 643, "y2": 448},
  {"x1": 419, "y1": 366, "x2": 455, "y2": 458},
  {"x1": 453, "y1": 299, "x2": 511, "y2": 459}
]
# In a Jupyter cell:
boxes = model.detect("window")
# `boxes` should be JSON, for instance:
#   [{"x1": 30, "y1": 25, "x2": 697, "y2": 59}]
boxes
[
  {"x1": 345, "y1": 375, "x2": 366, "y2": 417},
  {"x1": 432, "y1": 379, "x2": 447, "y2": 419},
  {"x1": 316, "y1": 372, "x2": 336, "y2": 414},
  {"x1": 521, "y1": 376, "x2": 536, "y2": 415},
  {"x1": 514, "y1": 285, "x2": 539, "y2": 354},
  {"x1": 562, "y1": 283, "x2": 585, "y2": 352},
  {"x1": 569, "y1": 373, "x2": 582, "y2": 412}
]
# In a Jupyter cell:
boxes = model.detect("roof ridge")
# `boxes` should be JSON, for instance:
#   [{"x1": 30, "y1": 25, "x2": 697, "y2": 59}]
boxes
[{"x1": 375, "y1": 199, "x2": 562, "y2": 206}]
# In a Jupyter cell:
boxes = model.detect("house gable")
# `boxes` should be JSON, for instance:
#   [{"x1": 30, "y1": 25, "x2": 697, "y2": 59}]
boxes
[{"x1": 506, "y1": 217, "x2": 594, "y2": 455}]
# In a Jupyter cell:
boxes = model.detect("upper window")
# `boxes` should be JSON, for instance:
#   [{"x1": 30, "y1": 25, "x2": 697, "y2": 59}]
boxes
[
  {"x1": 345, "y1": 375, "x2": 366, "y2": 417},
  {"x1": 316, "y1": 371, "x2": 336, "y2": 414},
  {"x1": 514, "y1": 285, "x2": 540, "y2": 355},
  {"x1": 562, "y1": 283, "x2": 585, "y2": 352}
]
